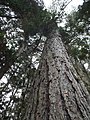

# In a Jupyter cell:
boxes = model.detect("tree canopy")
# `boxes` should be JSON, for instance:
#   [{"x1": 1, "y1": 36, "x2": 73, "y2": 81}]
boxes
[{"x1": 0, "y1": 0, "x2": 90, "y2": 119}]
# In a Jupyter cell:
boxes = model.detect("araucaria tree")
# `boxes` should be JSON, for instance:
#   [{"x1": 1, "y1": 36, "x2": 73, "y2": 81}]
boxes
[{"x1": 0, "y1": 0, "x2": 90, "y2": 120}]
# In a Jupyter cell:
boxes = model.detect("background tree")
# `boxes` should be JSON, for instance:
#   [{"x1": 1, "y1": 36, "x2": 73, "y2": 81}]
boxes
[{"x1": 62, "y1": 0, "x2": 90, "y2": 91}]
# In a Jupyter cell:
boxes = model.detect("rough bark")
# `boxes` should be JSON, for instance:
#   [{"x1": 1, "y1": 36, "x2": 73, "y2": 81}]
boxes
[
  {"x1": 24, "y1": 30, "x2": 90, "y2": 120},
  {"x1": 71, "y1": 58, "x2": 90, "y2": 93}
]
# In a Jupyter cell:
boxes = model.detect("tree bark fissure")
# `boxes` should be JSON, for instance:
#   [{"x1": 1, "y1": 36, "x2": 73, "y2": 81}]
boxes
[
  {"x1": 25, "y1": 30, "x2": 90, "y2": 120},
  {"x1": 34, "y1": 76, "x2": 41, "y2": 120},
  {"x1": 59, "y1": 81, "x2": 72, "y2": 120},
  {"x1": 65, "y1": 71, "x2": 90, "y2": 120},
  {"x1": 44, "y1": 60, "x2": 50, "y2": 120},
  {"x1": 65, "y1": 73, "x2": 85, "y2": 119}
]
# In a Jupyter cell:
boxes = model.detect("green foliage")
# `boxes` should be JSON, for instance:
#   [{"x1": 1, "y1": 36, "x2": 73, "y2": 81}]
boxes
[
  {"x1": 78, "y1": 0, "x2": 90, "y2": 22},
  {"x1": 64, "y1": 7, "x2": 90, "y2": 61},
  {"x1": 0, "y1": 0, "x2": 55, "y2": 36},
  {"x1": 0, "y1": 0, "x2": 90, "y2": 119}
]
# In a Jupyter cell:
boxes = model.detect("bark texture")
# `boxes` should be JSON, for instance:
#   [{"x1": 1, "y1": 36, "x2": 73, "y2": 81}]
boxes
[{"x1": 24, "y1": 30, "x2": 90, "y2": 120}]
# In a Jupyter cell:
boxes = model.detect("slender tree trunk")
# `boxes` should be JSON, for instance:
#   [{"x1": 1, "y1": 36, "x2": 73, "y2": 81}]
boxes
[{"x1": 24, "y1": 30, "x2": 90, "y2": 120}]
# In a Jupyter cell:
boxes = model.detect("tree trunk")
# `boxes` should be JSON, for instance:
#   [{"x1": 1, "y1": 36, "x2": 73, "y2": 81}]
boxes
[
  {"x1": 24, "y1": 30, "x2": 90, "y2": 120},
  {"x1": 71, "y1": 58, "x2": 90, "y2": 93}
]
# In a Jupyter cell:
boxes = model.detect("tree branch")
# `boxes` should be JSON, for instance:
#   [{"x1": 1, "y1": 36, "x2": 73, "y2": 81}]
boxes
[{"x1": 0, "y1": 15, "x2": 20, "y2": 19}]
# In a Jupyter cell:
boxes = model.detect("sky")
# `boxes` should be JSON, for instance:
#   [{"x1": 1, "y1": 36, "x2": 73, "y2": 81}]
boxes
[
  {"x1": 43, "y1": 0, "x2": 83, "y2": 27},
  {"x1": 43, "y1": 0, "x2": 83, "y2": 13}
]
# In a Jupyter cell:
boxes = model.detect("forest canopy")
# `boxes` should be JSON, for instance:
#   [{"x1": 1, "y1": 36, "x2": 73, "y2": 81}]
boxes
[{"x1": 0, "y1": 0, "x2": 90, "y2": 119}]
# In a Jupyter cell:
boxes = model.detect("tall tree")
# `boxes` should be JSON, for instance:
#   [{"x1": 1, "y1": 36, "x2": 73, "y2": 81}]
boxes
[
  {"x1": 23, "y1": 29, "x2": 90, "y2": 120},
  {"x1": 63, "y1": 0, "x2": 90, "y2": 91},
  {"x1": 0, "y1": 0, "x2": 90, "y2": 120}
]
